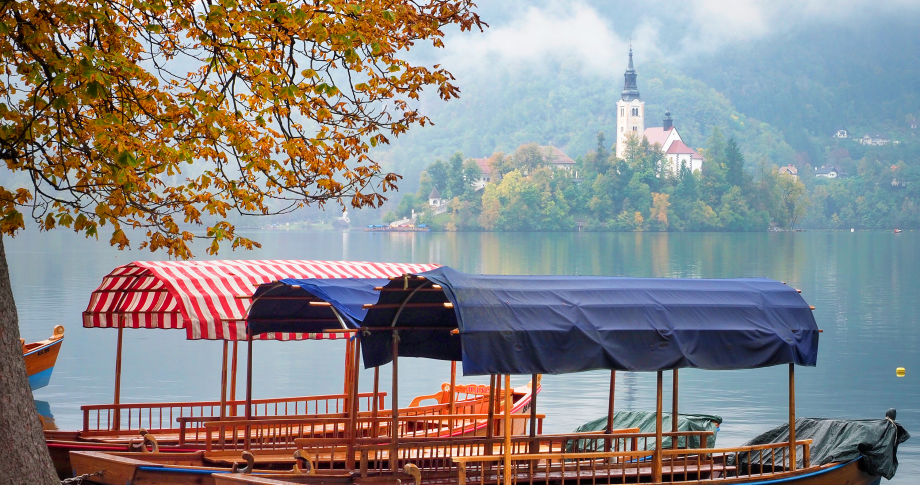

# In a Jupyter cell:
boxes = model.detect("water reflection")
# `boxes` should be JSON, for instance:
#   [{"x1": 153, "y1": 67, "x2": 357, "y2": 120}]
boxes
[
  {"x1": 9, "y1": 229, "x2": 920, "y2": 484},
  {"x1": 34, "y1": 400, "x2": 57, "y2": 431}
]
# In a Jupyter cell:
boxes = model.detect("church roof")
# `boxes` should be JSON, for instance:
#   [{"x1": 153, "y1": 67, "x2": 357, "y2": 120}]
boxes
[
  {"x1": 429, "y1": 186, "x2": 441, "y2": 199},
  {"x1": 667, "y1": 140, "x2": 704, "y2": 159},
  {"x1": 538, "y1": 146, "x2": 575, "y2": 165},
  {"x1": 643, "y1": 127, "x2": 675, "y2": 149},
  {"x1": 621, "y1": 47, "x2": 640, "y2": 101}
]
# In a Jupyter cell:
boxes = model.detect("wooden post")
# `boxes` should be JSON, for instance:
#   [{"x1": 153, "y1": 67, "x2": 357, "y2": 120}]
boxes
[
  {"x1": 347, "y1": 337, "x2": 361, "y2": 470},
  {"x1": 372, "y1": 366, "x2": 380, "y2": 438},
  {"x1": 230, "y1": 341, "x2": 238, "y2": 416},
  {"x1": 245, "y1": 332, "x2": 253, "y2": 450},
  {"x1": 493, "y1": 374, "x2": 503, "y2": 436},
  {"x1": 672, "y1": 369, "x2": 679, "y2": 449},
  {"x1": 789, "y1": 363, "x2": 797, "y2": 471},
  {"x1": 486, "y1": 375, "x2": 496, "y2": 440},
  {"x1": 503, "y1": 375, "x2": 512, "y2": 485},
  {"x1": 652, "y1": 371, "x2": 663, "y2": 483},
  {"x1": 449, "y1": 361, "x2": 457, "y2": 434},
  {"x1": 113, "y1": 325, "x2": 124, "y2": 430},
  {"x1": 529, "y1": 374, "x2": 538, "y2": 453},
  {"x1": 220, "y1": 341, "x2": 229, "y2": 421},
  {"x1": 390, "y1": 331, "x2": 399, "y2": 472},
  {"x1": 606, "y1": 370, "x2": 616, "y2": 452}
]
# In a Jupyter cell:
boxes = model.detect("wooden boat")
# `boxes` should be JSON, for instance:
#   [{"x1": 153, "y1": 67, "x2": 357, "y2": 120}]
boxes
[
  {"x1": 70, "y1": 450, "x2": 422, "y2": 485},
  {"x1": 22, "y1": 325, "x2": 64, "y2": 390}
]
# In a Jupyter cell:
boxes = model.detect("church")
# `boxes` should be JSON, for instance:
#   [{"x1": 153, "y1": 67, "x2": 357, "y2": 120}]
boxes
[{"x1": 615, "y1": 48, "x2": 704, "y2": 174}]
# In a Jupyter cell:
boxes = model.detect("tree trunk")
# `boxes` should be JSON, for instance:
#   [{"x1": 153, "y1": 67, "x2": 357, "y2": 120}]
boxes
[{"x1": 0, "y1": 235, "x2": 59, "y2": 484}]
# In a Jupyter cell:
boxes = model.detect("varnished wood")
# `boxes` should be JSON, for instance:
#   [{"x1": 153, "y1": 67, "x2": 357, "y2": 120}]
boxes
[
  {"x1": 231, "y1": 341, "x2": 239, "y2": 416},
  {"x1": 113, "y1": 325, "x2": 124, "y2": 430},
  {"x1": 390, "y1": 331, "x2": 399, "y2": 472},
  {"x1": 672, "y1": 368, "x2": 679, "y2": 449},
  {"x1": 502, "y1": 375, "x2": 512, "y2": 485},
  {"x1": 789, "y1": 363, "x2": 797, "y2": 471},
  {"x1": 221, "y1": 342, "x2": 229, "y2": 421},
  {"x1": 653, "y1": 370, "x2": 663, "y2": 483}
]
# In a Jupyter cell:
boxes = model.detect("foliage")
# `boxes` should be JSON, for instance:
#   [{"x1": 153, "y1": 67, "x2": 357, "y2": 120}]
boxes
[{"x1": 0, "y1": 0, "x2": 483, "y2": 258}]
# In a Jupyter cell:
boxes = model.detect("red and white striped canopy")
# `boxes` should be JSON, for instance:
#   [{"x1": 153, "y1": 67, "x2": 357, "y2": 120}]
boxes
[{"x1": 83, "y1": 260, "x2": 440, "y2": 340}]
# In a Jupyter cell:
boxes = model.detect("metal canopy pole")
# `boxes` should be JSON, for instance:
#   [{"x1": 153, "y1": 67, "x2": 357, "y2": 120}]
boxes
[
  {"x1": 789, "y1": 363, "x2": 797, "y2": 471},
  {"x1": 652, "y1": 371, "x2": 664, "y2": 483},
  {"x1": 372, "y1": 366, "x2": 380, "y2": 438}
]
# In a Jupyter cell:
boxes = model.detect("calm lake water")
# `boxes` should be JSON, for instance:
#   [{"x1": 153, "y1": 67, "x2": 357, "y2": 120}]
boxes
[{"x1": 10, "y1": 229, "x2": 918, "y2": 483}]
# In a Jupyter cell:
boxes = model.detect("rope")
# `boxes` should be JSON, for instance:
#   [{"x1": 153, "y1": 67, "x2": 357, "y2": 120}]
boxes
[{"x1": 61, "y1": 471, "x2": 101, "y2": 485}]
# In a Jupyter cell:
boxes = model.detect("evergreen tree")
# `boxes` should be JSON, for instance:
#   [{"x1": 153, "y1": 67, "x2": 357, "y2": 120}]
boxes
[{"x1": 725, "y1": 138, "x2": 746, "y2": 187}]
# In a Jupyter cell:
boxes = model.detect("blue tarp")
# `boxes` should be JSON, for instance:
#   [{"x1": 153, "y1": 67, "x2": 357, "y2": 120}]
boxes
[
  {"x1": 247, "y1": 278, "x2": 387, "y2": 335},
  {"x1": 360, "y1": 267, "x2": 819, "y2": 375}
]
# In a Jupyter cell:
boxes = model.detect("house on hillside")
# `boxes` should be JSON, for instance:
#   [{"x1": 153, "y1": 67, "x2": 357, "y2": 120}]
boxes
[
  {"x1": 538, "y1": 145, "x2": 576, "y2": 170},
  {"x1": 471, "y1": 157, "x2": 492, "y2": 190},
  {"x1": 834, "y1": 128, "x2": 849, "y2": 139},
  {"x1": 778, "y1": 164, "x2": 798, "y2": 179},
  {"x1": 815, "y1": 166, "x2": 840, "y2": 179},
  {"x1": 859, "y1": 133, "x2": 892, "y2": 146}
]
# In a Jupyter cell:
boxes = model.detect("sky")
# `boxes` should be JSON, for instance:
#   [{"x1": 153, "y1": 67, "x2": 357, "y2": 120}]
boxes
[{"x1": 428, "y1": 0, "x2": 920, "y2": 78}]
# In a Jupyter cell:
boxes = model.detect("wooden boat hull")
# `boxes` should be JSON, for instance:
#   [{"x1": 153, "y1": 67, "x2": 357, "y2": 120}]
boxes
[
  {"x1": 23, "y1": 326, "x2": 64, "y2": 390},
  {"x1": 735, "y1": 459, "x2": 879, "y2": 485}
]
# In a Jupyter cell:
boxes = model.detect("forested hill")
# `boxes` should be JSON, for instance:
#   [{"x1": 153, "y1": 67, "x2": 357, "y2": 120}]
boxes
[
  {"x1": 373, "y1": 61, "x2": 795, "y2": 196},
  {"x1": 372, "y1": 10, "x2": 920, "y2": 200},
  {"x1": 684, "y1": 17, "x2": 920, "y2": 165}
]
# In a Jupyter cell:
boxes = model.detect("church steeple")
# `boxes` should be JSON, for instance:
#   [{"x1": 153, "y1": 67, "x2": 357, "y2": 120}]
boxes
[{"x1": 621, "y1": 46, "x2": 640, "y2": 101}]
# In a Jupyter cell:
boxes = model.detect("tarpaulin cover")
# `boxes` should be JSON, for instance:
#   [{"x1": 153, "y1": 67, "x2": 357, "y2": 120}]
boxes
[
  {"x1": 361, "y1": 267, "x2": 819, "y2": 375},
  {"x1": 247, "y1": 278, "x2": 388, "y2": 335},
  {"x1": 83, "y1": 260, "x2": 438, "y2": 340},
  {"x1": 729, "y1": 416, "x2": 910, "y2": 479},
  {"x1": 568, "y1": 411, "x2": 723, "y2": 451}
]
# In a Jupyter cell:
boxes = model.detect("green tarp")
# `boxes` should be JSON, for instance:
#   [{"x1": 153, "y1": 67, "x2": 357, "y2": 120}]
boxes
[
  {"x1": 569, "y1": 411, "x2": 722, "y2": 452},
  {"x1": 730, "y1": 416, "x2": 910, "y2": 480}
]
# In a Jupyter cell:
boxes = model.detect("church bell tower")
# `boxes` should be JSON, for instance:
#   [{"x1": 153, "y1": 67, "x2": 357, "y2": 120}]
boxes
[{"x1": 616, "y1": 46, "x2": 644, "y2": 159}]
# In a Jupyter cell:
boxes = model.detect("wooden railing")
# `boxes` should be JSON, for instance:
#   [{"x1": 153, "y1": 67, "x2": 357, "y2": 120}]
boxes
[
  {"x1": 80, "y1": 392, "x2": 386, "y2": 436},
  {"x1": 204, "y1": 412, "x2": 546, "y2": 454},
  {"x1": 451, "y1": 438, "x2": 813, "y2": 485}
]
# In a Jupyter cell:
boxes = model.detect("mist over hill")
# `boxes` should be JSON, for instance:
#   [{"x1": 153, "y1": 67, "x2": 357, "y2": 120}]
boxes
[{"x1": 373, "y1": 1, "x2": 920, "y2": 196}]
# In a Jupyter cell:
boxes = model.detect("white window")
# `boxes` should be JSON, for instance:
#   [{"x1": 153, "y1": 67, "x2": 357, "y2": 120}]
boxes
[
  {"x1": 632, "y1": 126, "x2": 637, "y2": 132},
  {"x1": 620, "y1": 108, "x2": 624, "y2": 117}
]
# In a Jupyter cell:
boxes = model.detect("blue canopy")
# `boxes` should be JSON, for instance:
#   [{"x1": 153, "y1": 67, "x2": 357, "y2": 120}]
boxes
[
  {"x1": 247, "y1": 278, "x2": 387, "y2": 335},
  {"x1": 360, "y1": 267, "x2": 820, "y2": 375}
]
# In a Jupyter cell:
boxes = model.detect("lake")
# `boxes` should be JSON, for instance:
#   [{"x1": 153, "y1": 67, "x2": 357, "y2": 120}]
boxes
[{"x1": 10, "y1": 229, "x2": 918, "y2": 483}]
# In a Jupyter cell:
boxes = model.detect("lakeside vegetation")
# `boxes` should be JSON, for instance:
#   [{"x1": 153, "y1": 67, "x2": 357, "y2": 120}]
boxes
[{"x1": 391, "y1": 132, "x2": 920, "y2": 232}]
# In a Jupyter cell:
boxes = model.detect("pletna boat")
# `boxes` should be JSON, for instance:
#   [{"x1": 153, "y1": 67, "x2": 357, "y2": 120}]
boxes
[{"x1": 23, "y1": 325, "x2": 64, "y2": 390}]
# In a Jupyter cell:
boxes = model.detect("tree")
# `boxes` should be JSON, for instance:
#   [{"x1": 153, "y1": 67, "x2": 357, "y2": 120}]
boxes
[
  {"x1": 0, "y1": 1, "x2": 483, "y2": 481},
  {"x1": 777, "y1": 173, "x2": 810, "y2": 229},
  {"x1": 447, "y1": 152, "x2": 467, "y2": 197},
  {"x1": 725, "y1": 137, "x2": 747, "y2": 187}
]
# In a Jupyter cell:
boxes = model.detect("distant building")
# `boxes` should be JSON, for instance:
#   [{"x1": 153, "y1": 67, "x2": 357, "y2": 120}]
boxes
[
  {"x1": 834, "y1": 128, "x2": 849, "y2": 139},
  {"x1": 859, "y1": 133, "x2": 892, "y2": 146},
  {"x1": 665, "y1": 139, "x2": 705, "y2": 174},
  {"x1": 538, "y1": 145, "x2": 576, "y2": 170},
  {"x1": 471, "y1": 158, "x2": 491, "y2": 190},
  {"x1": 428, "y1": 187, "x2": 442, "y2": 207},
  {"x1": 815, "y1": 166, "x2": 840, "y2": 179},
  {"x1": 779, "y1": 164, "x2": 798, "y2": 179},
  {"x1": 615, "y1": 46, "x2": 644, "y2": 159}
]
